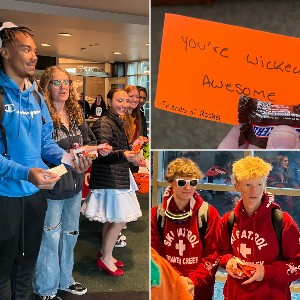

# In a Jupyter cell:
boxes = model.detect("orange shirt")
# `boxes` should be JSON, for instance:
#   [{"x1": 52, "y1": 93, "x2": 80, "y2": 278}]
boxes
[{"x1": 151, "y1": 248, "x2": 193, "y2": 300}]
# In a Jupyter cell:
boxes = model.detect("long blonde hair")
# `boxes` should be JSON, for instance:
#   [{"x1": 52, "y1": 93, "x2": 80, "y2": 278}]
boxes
[{"x1": 39, "y1": 66, "x2": 84, "y2": 128}]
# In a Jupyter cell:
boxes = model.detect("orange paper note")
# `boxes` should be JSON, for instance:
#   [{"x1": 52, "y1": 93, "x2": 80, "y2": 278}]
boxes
[{"x1": 155, "y1": 14, "x2": 300, "y2": 125}]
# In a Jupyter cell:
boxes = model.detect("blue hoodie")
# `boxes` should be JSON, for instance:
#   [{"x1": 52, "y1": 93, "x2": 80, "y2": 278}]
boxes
[{"x1": 0, "y1": 71, "x2": 65, "y2": 197}]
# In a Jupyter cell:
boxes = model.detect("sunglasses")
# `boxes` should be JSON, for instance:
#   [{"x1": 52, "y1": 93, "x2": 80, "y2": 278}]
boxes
[
  {"x1": 175, "y1": 179, "x2": 199, "y2": 187},
  {"x1": 50, "y1": 79, "x2": 72, "y2": 87}
]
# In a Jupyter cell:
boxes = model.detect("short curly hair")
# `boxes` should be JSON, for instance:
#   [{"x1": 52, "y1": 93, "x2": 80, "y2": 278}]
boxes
[
  {"x1": 232, "y1": 156, "x2": 272, "y2": 182},
  {"x1": 165, "y1": 157, "x2": 203, "y2": 183}
]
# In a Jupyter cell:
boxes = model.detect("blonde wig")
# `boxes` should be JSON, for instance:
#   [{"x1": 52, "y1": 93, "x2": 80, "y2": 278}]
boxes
[{"x1": 232, "y1": 156, "x2": 272, "y2": 183}]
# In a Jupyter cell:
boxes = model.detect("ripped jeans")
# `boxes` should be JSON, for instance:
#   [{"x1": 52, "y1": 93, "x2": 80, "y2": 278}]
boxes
[{"x1": 33, "y1": 193, "x2": 82, "y2": 296}]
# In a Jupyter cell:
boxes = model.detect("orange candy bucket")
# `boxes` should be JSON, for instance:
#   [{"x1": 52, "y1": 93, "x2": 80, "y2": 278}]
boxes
[{"x1": 133, "y1": 173, "x2": 150, "y2": 194}]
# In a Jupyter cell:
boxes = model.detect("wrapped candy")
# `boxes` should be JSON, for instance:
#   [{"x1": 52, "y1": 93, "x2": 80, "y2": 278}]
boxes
[
  {"x1": 71, "y1": 143, "x2": 110, "y2": 162},
  {"x1": 232, "y1": 258, "x2": 256, "y2": 278},
  {"x1": 131, "y1": 137, "x2": 149, "y2": 154},
  {"x1": 238, "y1": 96, "x2": 300, "y2": 148}
]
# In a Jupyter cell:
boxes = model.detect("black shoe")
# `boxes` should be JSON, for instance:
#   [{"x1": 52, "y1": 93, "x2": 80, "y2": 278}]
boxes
[
  {"x1": 39, "y1": 296, "x2": 62, "y2": 300},
  {"x1": 62, "y1": 282, "x2": 87, "y2": 295}
]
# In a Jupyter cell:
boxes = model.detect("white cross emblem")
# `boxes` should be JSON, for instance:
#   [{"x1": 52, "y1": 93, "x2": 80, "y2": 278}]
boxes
[
  {"x1": 176, "y1": 240, "x2": 186, "y2": 256},
  {"x1": 239, "y1": 243, "x2": 251, "y2": 259}
]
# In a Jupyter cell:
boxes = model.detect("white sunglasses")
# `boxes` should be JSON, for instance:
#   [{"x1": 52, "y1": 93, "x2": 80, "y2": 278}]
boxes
[{"x1": 175, "y1": 179, "x2": 199, "y2": 187}]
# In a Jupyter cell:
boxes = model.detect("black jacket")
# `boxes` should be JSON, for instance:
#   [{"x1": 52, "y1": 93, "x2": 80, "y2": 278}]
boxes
[
  {"x1": 44, "y1": 119, "x2": 96, "y2": 200},
  {"x1": 89, "y1": 109, "x2": 130, "y2": 189},
  {"x1": 140, "y1": 108, "x2": 148, "y2": 137}
]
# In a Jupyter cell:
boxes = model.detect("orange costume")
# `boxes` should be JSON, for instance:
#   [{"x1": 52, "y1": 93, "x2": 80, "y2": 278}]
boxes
[{"x1": 151, "y1": 248, "x2": 193, "y2": 300}]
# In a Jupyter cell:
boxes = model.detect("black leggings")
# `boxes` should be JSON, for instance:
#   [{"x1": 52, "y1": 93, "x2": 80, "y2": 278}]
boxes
[{"x1": 0, "y1": 191, "x2": 47, "y2": 300}]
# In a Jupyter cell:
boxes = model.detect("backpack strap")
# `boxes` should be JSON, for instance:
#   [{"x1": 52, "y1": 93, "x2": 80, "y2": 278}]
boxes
[
  {"x1": 271, "y1": 207, "x2": 283, "y2": 259},
  {"x1": 227, "y1": 211, "x2": 235, "y2": 241},
  {"x1": 32, "y1": 90, "x2": 46, "y2": 125},
  {"x1": 156, "y1": 203, "x2": 166, "y2": 243},
  {"x1": 197, "y1": 201, "x2": 209, "y2": 247},
  {"x1": 0, "y1": 87, "x2": 9, "y2": 158},
  {"x1": 32, "y1": 90, "x2": 41, "y2": 106}
]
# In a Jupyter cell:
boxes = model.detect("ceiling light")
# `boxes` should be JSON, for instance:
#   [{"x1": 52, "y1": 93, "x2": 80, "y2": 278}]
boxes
[
  {"x1": 59, "y1": 33, "x2": 72, "y2": 37},
  {"x1": 41, "y1": 43, "x2": 50, "y2": 47},
  {"x1": 113, "y1": 51, "x2": 122, "y2": 55}
]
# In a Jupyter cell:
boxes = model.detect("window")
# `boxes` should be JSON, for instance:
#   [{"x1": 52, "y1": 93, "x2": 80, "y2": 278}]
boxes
[
  {"x1": 127, "y1": 61, "x2": 150, "y2": 134},
  {"x1": 152, "y1": 150, "x2": 300, "y2": 225}
]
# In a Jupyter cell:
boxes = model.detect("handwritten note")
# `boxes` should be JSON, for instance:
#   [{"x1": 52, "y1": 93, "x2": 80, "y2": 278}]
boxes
[{"x1": 155, "y1": 14, "x2": 300, "y2": 125}]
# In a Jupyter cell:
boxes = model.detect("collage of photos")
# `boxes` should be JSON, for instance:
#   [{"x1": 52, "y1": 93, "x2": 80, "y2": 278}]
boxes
[{"x1": 0, "y1": 0, "x2": 300, "y2": 300}]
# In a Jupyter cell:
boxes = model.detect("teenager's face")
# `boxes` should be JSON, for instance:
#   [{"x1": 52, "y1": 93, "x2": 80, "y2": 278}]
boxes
[
  {"x1": 170, "y1": 176, "x2": 198, "y2": 203},
  {"x1": 139, "y1": 90, "x2": 147, "y2": 106},
  {"x1": 280, "y1": 157, "x2": 288, "y2": 169},
  {"x1": 49, "y1": 70, "x2": 70, "y2": 104},
  {"x1": 1, "y1": 32, "x2": 37, "y2": 79},
  {"x1": 128, "y1": 89, "x2": 140, "y2": 110},
  {"x1": 234, "y1": 178, "x2": 266, "y2": 207},
  {"x1": 108, "y1": 91, "x2": 129, "y2": 116},
  {"x1": 96, "y1": 95, "x2": 102, "y2": 104}
]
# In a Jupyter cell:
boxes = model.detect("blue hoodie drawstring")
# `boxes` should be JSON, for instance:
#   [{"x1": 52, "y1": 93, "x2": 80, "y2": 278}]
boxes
[
  {"x1": 27, "y1": 93, "x2": 32, "y2": 136},
  {"x1": 18, "y1": 90, "x2": 21, "y2": 138}
]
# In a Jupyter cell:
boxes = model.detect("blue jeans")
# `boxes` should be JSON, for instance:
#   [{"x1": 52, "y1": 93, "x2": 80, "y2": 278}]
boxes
[{"x1": 33, "y1": 193, "x2": 82, "y2": 296}]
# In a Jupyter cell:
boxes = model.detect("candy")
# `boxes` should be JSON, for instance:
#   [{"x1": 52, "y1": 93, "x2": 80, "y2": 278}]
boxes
[
  {"x1": 232, "y1": 258, "x2": 256, "y2": 278},
  {"x1": 132, "y1": 143, "x2": 142, "y2": 153},
  {"x1": 131, "y1": 138, "x2": 148, "y2": 154},
  {"x1": 72, "y1": 148, "x2": 98, "y2": 162},
  {"x1": 238, "y1": 96, "x2": 300, "y2": 148},
  {"x1": 71, "y1": 143, "x2": 104, "y2": 162}
]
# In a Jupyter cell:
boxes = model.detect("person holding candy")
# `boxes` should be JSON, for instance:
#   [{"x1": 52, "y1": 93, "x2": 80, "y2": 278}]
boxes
[
  {"x1": 33, "y1": 66, "x2": 111, "y2": 300},
  {"x1": 0, "y1": 22, "x2": 93, "y2": 299},
  {"x1": 217, "y1": 156, "x2": 300, "y2": 300},
  {"x1": 81, "y1": 88, "x2": 143, "y2": 276},
  {"x1": 151, "y1": 157, "x2": 220, "y2": 300}
]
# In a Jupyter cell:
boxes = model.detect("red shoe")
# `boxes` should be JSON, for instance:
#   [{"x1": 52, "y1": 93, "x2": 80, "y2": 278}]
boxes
[
  {"x1": 97, "y1": 258, "x2": 124, "y2": 276},
  {"x1": 97, "y1": 251, "x2": 124, "y2": 268}
]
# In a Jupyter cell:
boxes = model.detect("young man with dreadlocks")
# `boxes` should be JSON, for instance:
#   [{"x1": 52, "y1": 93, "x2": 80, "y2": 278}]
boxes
[
  {"x1": 151, "y1": 157, "x2": 220, "y2": 300},
  {"x1": 0, "y1": 22, "x2": 91, "y2": 299},
  {"x1": 217, "y1": 156, "x2": 300, "y2": 300}
]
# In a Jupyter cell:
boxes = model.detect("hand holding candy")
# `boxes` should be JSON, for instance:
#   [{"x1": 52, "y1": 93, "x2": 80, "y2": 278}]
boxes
[
  {"x1": 133, "y1": 156, "x2": 146, "y2": 167},
  {"x1": 28, "y1": 168, "x2": 60, "y2": 189},
  {"x1": 123, "y1": 150, "x2": 139, "y2": 162},
  {"x1": 218, "y1": 125, "x2": 300, "y2": 149},
  {"x1": 71, "y1": 156, "x2": 92, "y2": 173},
  {"x1": 132, "y1": 136, "x2": 148, "y2": 154},
  {"x1": 226, "y1": 257, "x2": 256, "y2": 280},
  {"x1": 97, "y1": 143, "x2": 112, "y2": 156},
  {"x1": 71, "y1": 143, "x2": 112, "y2": 162}
]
